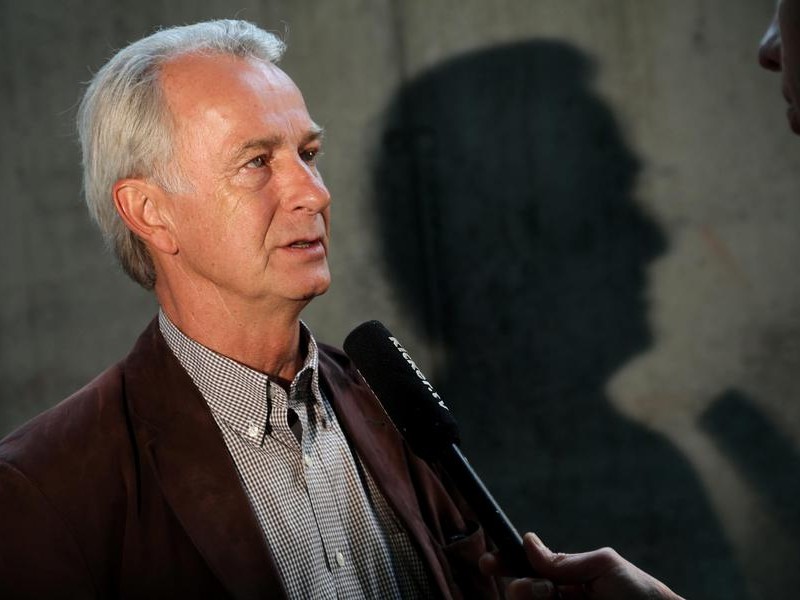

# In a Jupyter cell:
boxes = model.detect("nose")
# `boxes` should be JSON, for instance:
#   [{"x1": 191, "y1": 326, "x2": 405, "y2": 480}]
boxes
[
  {"x1": 759, "y1": 16, "x2": 783, "y2": 72},
  {"x1": 281, "y1": 158, "x2": 331, "y2": 214}
]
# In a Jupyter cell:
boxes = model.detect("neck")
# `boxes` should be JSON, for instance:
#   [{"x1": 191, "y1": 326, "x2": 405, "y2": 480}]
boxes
[{"x1": 156, "y1": 284, "x2": 308, "y2": 381}]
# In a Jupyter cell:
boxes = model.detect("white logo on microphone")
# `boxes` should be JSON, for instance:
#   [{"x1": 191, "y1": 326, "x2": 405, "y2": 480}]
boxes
[{"x1": 389, "y1": 336, "x2": 450, "y2": 411}]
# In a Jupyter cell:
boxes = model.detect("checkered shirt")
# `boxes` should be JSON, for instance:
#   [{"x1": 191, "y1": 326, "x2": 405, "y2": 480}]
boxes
[{"x1": 158, "y1": 311, "x2": 433, "y2": 598}]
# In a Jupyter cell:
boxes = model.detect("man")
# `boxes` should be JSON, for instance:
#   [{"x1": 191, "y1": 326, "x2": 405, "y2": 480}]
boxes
[
  {"x1": 759, "y1": 0, "x2": 800, "y2": 133},
  {"x1": 0, "y1": 20, "x2": 496, "y2": 598}
]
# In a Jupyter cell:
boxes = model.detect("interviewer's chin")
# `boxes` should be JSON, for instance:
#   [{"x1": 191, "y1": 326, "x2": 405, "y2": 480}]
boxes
[{"x1": 787, "y1": 104, "x2": 800, "y2": 134}]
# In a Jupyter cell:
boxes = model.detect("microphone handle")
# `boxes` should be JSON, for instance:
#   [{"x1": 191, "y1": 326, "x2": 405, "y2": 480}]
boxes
[{"x1": 439, "y1": 444, "x2": 536, "y2": 577}]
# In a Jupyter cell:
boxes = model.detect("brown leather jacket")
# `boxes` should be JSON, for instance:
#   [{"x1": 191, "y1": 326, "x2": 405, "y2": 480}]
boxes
[{"x1": 0, "y1": 320, "x2": 498, "y2": 599}]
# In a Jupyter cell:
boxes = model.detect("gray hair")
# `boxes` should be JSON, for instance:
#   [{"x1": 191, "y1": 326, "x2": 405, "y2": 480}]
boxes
[{"x1": 77, "y1": 20, "x2": 286, "y2": 289}]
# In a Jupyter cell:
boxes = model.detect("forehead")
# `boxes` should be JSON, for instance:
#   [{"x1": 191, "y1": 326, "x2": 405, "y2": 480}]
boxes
[{"x1": 159, "y1": 52, "x2": 313, "y2": 149}]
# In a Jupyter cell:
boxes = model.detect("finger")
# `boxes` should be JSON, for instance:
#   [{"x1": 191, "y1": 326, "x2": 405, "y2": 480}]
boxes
[
  {"x1": 478, "y1": 551, "x2": 502, "y2": 577},
  {"x1": 558, "y1": 584, "x2": 589, "y2": 600},
  {"x1": 507, "y1": 577, "x2": 559, "y2": 600},
  {"x1": 522, "y1": 533, "x2": 623, "y2": 585},
  {"x1": 478, "y1": 548, "x2": 528, "y2": 578}
]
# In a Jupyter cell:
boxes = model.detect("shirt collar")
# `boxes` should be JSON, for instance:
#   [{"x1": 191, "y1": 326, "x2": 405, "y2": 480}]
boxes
[{"x1": 157, "y1": 308, "x2": 324, "y2": 440}]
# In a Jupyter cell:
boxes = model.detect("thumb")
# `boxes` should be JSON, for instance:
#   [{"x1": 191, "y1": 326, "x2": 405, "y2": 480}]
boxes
[
  {"x1": 520, "y1": 532, "x2": 558, "y2": 574},
  {"x1": 522, "y1": 533, "x2": 623, "y2": 586}
]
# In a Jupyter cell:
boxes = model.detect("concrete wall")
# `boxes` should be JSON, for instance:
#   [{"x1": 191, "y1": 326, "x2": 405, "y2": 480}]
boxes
[{"x1": 2, "y1": 1, "x2": 798, "y2": 597}]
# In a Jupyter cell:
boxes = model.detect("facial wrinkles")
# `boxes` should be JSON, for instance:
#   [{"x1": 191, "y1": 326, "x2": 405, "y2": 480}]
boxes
[
  {"x1": 161, "y1": 55, "x2": 328, "y2": 298},
  {"x1": 176, "y1": 132, "x2": 258, "y2": 251}
]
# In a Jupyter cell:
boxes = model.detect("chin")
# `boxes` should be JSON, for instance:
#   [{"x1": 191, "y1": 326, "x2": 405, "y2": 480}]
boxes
[
  {"x1": 293, "y1": 277, "x2": 331, "y2": 302},
  {"x1": 297, "y1": 286, "x2": 329, "y2": 302}
]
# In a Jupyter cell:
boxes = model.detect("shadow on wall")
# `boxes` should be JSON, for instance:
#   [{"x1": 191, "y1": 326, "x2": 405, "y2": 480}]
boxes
[
  {"x1": 372, "y1": 40, "x2": 746, "y2": 598},
  {"x1": 702, "y1": 389, "x2": 800, "y2": 547}
]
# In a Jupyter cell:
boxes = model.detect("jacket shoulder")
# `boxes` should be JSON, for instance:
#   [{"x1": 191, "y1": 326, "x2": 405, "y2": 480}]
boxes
[{"x1": 0, "y1": 360, "x2": 129, "y2": 469}]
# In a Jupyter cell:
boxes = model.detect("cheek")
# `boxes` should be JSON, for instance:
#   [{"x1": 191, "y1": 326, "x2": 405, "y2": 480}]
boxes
[
  {"x1": 228, "y1": 202, "x2": 284, "y2": 266},
  {"x1": 215, "y1": 187, "x2": 274, "y2": 236},
  {"x1": 170, "y1": 202, "x2": 235, "y2": 260}
]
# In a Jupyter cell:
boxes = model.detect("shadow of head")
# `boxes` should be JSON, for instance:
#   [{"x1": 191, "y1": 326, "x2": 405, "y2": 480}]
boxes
[
  {"x1": 373, "y1": 40, "x2": 666, "y2": 387},
  {"x1": 369, "y1": 43, "x2": 753, "y2": 599}
]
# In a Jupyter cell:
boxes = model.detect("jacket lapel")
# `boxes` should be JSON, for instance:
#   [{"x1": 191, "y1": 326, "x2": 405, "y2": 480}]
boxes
[
  {"x1": 124, "y1": 320, "x2": 285, "y2": 600},
  {"x1": 318, "y1": 346, "x2": 452, "y2": 598}
]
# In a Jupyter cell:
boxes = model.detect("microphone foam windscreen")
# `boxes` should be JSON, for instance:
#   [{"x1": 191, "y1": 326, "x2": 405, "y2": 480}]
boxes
[{"x1": 343, "y1": 321, "x2": 461, "y2": 460}]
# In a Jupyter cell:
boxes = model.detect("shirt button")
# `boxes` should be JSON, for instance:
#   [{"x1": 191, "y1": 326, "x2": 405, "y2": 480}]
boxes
[
  {"x1": 303, "y1": 453, "x2": 312, "y2": 467},
  {"x1": 246, "y1": 422, "x2": 259, "y2": 439},
  {"x1": 335, "y1": 550, "x2": 345, "y2": 567}
]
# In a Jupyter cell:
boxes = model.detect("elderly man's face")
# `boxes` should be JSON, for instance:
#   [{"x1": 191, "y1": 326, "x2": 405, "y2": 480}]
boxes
[
  {"x1": 157, "y1": 53, "x2": 331, "y2": 307},
  {"x1": 760, "y1": 0, "x2": 800, "y2": 134}
]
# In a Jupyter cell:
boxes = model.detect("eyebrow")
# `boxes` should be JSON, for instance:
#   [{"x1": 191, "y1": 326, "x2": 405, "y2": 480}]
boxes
[{"x1": 231, "y1": 124, "x2": 325, "y2": 164}]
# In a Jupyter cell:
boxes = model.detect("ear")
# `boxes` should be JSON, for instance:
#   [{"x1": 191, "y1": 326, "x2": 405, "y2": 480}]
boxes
[{"x1": 113, "y1": 179, "x2": 178, "y2": 255}]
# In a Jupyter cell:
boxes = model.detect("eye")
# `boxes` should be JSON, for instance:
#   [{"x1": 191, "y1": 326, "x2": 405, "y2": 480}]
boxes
[
  {"x1": 244, "y1": 155, "x2": 268, "y2": 169},
  {"x1": 300, "y1": 147, "x2": 322, "y2": 165}
]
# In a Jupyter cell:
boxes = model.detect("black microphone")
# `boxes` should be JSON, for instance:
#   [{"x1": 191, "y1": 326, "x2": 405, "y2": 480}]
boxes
[{"x1": 343, "y1": 320, "x2": 534, "y2": 576}]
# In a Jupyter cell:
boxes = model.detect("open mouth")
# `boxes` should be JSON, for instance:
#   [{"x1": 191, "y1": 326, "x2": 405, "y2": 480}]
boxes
[{"x1": 284, "y1": 238, "x2": 324, "y2": 252}]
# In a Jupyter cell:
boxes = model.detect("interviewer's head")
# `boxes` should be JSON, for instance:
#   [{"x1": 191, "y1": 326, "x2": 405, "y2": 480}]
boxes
[
  {"x1": 77, "y1": 20, "x2": 285, "y2": 289},
  {"x1": 759, "y1": 0, "x2": 800, "y2": 134}
]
